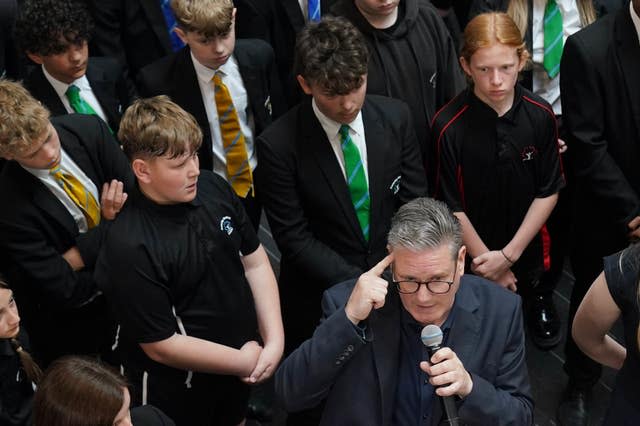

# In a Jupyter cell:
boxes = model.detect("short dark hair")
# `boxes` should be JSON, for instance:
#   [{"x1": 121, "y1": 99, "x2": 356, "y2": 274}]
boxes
[
  {"x1": 15, "y1": 0, "x2": 93, "y2": 56},
  {"x1": 294, "y1": 16, "x2": 369, "y2": 96}
]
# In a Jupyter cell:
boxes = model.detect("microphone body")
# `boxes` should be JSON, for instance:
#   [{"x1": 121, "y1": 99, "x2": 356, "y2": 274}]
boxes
[{"x1": 421, "y1": 325, "x2": 460, "y2": 426}]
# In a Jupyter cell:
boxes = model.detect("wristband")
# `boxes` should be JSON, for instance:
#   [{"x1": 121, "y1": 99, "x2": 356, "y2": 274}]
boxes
[{"x1": 500, "y1": 249, "x2": 514, "y2": 264}]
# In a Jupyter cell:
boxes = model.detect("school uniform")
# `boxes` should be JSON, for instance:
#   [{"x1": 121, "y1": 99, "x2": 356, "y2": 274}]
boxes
[
  {"x1": 24, "y1": 57, "x2": 137, "y2": 133},
  {"x1": 256, "y1": 95, "x2": 427, "y2": 356},
  {"x1": 87, "y1": 0, "x2": 174, "y2": 81},
  {"x1": 0, "y1": 329, "x2": 34, "y2": 426},
  {"x1": 96, "y1": 171, "x2": 261, "y2": 426},
  {"x1": 431, "y1": 84, "x2": 564, "y2": 287},
  {"x1": 0, "y1": 115, "x2": 134, "y2": 366},
  {"x1": 137, "y1": 41, "x2": 286, "y2": 228},
  {"x1": 332, "y1": 0, "x2": 466, "y2": 159}
]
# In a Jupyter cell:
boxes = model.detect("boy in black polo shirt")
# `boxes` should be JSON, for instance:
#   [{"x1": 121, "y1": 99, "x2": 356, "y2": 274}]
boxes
[
  {"x1": 431, "y1": 12, "x2": 564, "y2": 347},
  {"x1": 96, "y1": 96, "x2": 284, "y2": 425}
]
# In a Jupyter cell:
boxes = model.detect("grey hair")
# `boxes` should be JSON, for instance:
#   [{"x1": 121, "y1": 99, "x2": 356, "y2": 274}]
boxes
[{"x1": 387, "y1": 198, "x2": 462, "y2": 259}]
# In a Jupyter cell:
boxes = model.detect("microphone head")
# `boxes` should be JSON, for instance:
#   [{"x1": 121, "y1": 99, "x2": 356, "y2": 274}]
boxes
[{"x1": 421, "y1": 324, "x2": 443, "y2": 348}]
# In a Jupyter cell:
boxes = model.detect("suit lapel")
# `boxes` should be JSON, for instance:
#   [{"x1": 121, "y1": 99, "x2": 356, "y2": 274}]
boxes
[
  {"x1": 361, "y1": 100, "x2": 386, "y2": 246},
  {"x1": 615, "y1": 7, "x2": 640, "y2": 138},
  {"x1": 370, "y1": 291, "x2": 401, "y2": 424},
  {"x1": 139, "y1": 0, "x2": 173, "y2": 52},
  {"x1": 170, "y1": 49, "x2": 214, "y2": 167},
  {"x1": 58, "y1": 129, "x2": 101, "y2": 190},
  {"x1": 85, "y1": 62, "x2": 118, "y2": 129},
  {"x1": 5, "y1": 162, "x2": 79, "y2": 234},
  {"x1": 235, "y1": 43, "x2": 270, "y2": 132},
  {"x1": 29, "y1": 68, "x2": 67, "y2": 116},
  {"x1": 280, "y1": 0, "x2": 305, "y2": 32},
  {"x1": 301, "y1": 103, "x2": 365, "y2": 242}
]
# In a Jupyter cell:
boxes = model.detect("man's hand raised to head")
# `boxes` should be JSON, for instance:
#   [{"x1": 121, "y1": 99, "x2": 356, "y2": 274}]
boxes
[{"x1": 344, "y1": 253, "x2": 394, "y2": 325}]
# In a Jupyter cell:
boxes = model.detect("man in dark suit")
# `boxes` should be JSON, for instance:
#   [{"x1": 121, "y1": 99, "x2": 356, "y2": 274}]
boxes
[
  {"x1": 256, "y1": 17, "x2": 427, "y2": 358},
  {"x1": 275, "y1": 197, "x2": 533, "y2": 425},
  {"x1": 137, "y1": 0, "x2": 285, "y2": 229},
  {"x1": 0, "y1": 80, "x2": 133, "y2": 367},
  {"x1": 86, "y1": 0, "x2": 176, "y2": 83},
  {"x1": 557, "y1": 1, "x2": 640, "y2": 424},
  {"x1": 16, "y1": 0, "x2": 136, "y2": 134}
]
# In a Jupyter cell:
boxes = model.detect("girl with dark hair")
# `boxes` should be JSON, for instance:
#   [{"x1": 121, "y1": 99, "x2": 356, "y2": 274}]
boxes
[
  {"x1": 0, "y1": 277, "x2": 41, "y2": 425},
  {"x1": 34, "y1": 356, "x2": 174, "y2": 426}
]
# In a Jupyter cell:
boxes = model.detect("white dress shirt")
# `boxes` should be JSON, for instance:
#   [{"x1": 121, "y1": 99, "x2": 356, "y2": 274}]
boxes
[
  {"x1": 312, "y1": 99, "x2": 369, "y2": 185},
  {"x1": 532, "y1": 0, "x2": 581, "y2": 115},
  {"x1": 23, "y1": 147, "x2": 100, "y2": 233},
  {"x1": 42, "y1": 65, "x2": 109, "y2": 124}
]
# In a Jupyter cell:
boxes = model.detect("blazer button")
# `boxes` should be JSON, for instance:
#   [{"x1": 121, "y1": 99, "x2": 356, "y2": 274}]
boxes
[{"x1": 347, "y1": 345, "x2": 354, "y2": 352}]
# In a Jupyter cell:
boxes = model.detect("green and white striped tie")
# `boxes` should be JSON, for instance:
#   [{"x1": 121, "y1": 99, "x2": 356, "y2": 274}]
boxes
[
  {"x1": 543, "y1": 0, "x2": 563, "y2": 78},
  {"x1": 339, "y1": 124, "x2": 370, "y2": 241}
]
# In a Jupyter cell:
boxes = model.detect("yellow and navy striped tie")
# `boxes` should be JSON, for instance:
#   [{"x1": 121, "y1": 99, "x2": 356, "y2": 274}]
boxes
[
  {"x1": 50, "y1": 165, "x2": 100, "y2": 228},
  {"x1": 212, "y1": 72, "x2": 253, "y2": 197}
]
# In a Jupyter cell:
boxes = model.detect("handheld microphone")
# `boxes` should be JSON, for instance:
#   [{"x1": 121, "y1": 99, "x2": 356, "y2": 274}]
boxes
[{"x1": 421, "y1": 324, "x2": 460, "y2": 426}]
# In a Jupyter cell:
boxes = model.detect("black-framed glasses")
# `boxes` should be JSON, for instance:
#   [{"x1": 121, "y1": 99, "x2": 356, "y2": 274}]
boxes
[{"x1": 391, "y1": 260, "x2": 458, "y2": 294}]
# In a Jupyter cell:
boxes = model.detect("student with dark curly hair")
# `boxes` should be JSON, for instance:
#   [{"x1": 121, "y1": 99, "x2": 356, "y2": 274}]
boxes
[{"x1": 15, "y1": 0, "x2": 136, "y2": 134}]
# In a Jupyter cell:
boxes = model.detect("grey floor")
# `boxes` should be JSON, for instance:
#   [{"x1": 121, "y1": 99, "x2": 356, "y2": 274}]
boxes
[{"x1": 249, "y1": 219, "x2": 619, "y2": 426}]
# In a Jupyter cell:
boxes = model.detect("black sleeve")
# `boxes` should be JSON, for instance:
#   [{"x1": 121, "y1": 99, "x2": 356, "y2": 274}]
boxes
[
  {"x1": 0, "y1": 217, "x2": 99, "y2": 308},
  {"x1": 255, "y1": 136, "x2": 362, "y2": 286},
  {"x1": 76, "y1": 117, "x2": 135, "y2": 267},
  {"x1": 216, "y1": 173, "x2": 261, "y2": 256},
  {"x1": 560, "y1": 34, "x2": 640, "y2": 233},
  {"x1": 603, "y1": 250, "x2": 637, "y2": 314},
  {"x1": 432, "y1": 122, "x2": 464, "y2": 212}
]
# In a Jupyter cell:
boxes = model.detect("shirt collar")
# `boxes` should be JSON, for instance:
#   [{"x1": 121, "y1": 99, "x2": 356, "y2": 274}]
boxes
[
  {"x1": 630, "y1": 1, "x2": 640, "y2": 47},
  {"x1": 400, "y1": 294, "x2": 459, "y2": 338},
  {"x1": 42, "y1": 65, "x2": 91, "y2": 99},
  {"x1": 132, "y1": 181, "x2": 203, "y2": 216},
  {"x1": 191, "y1": 51, "x2": 238, "y2": 85},
  {"x1": 467, "y1": 84, "x2": 523, "y2": 124},
  {"x1": 311, "y1": 98, "x2": 365, "y2": 140}
]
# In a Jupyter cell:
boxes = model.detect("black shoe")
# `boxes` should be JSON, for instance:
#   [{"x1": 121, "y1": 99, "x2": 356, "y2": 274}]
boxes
[
  {"x1": 556, "y1": 384, "x2": 590, "y2": 426},
  {"x1": 527, "y1": 294, "x2": 562, "y2": 350}
]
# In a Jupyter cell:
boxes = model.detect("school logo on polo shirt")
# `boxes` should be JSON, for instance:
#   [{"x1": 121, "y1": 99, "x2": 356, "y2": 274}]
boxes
[
  {"x1": 521, "y1": 146, "x2": 538, "y2": 162},
  {"x1": 220, "y1": 216, "x2": 234, "y2": 235}
]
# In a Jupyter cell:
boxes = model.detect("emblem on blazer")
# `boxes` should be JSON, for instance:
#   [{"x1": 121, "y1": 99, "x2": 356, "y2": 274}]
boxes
[
  {"x1": 390, "y1": 175, "x2": 402, "y2": 195},
  {"x1": 429, "y1": 72, "x2": 437, "y2": 89},
  {"x1": 264, "y1": 96, "x2": 272, "y2": 117},
  {"x1": 521, "y1": 146, "x2": 538, "y2": 162},
  {"x1": 220, "y1": 216, "x2": 234, "y2": 235}
]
